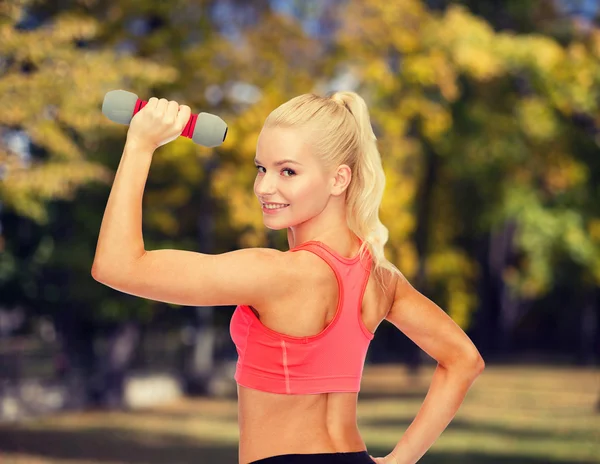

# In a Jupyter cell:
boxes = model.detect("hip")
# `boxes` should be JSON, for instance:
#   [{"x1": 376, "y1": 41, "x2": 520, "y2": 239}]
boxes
[{"x1": 239, "y1": 427, "x2": 368, "y2": 464}]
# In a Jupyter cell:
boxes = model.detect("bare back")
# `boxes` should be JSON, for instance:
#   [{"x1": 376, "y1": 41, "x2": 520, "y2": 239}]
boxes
[{"x1": 237, "y1": 241, "x2": 397, "y2": 463}]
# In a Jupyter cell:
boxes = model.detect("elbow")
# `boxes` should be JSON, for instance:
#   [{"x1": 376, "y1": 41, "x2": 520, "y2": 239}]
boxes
[
  {"x1": 471, "y1": 354, "x2": 485, "y2": 373},
  {"x1": 443, "y1": 350, "x2": 485, "y2": 376},
  {"x1": 91, "y1": 263, "x2": 105, "y2": 282},
  {"x1": 464, "y1": 352, "x2": 485, "y2": 376},
  {"x1": 92, "y1": 257, "x2": 140, "y2": 286},
  {"x1": 92, "y1": 252, "x2": 146, "y2": 282},
  {"x1": 91, "y1": 260, "x2": 114, "y2": 283}
]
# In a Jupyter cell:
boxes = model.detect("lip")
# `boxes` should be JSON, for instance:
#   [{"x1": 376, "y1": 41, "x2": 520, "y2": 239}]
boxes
[{"x1": 261, "y1": 203, "x2": 290, "y2": 214}]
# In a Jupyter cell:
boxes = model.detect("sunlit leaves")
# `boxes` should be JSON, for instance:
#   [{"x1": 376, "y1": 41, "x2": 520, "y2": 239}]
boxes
[
  {"x1": 428, "y1": 248, "x2": 479, "y2": 328},
  {"x1": 0, "y1": 0, "x2": 178, "y2": 223},
  {"x1": 516, "y1": 98, "x2": 559, "y2": 143}
]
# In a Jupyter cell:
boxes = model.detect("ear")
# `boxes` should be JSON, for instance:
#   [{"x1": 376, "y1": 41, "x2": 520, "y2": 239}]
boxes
[{"x1": 330, "y1": 164, "x2": 352, "y2": 196}]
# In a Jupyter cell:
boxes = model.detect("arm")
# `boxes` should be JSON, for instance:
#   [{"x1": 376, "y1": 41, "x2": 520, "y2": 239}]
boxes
[
  {"x1": 92, "y1": 97, "x2": 191, "y2": 274},
  {"x1": 390, "y1": 362, "x2": 482, "y2": 464},
  {"x1": 92, "y1": 138, "x2": 155, "y2": 274},
  {"x1": 385, "y1": 275, "x2": 485, "y2": 464},
  {"x1": 91, "y1": 137, "x2": 297, "y2": 309}
]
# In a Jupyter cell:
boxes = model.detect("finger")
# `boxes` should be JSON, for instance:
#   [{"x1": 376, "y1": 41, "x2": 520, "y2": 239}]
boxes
[
  {"x1": 165, "y1": 100, "x2": 179, "y2": 124},
  {"x1": 146, "y1": 97, "x2": 159, "y2": 110},
  {"x1": 156, "y1": 98, "x2": 169, "y2": 116},
  {"x1": 176, "y1": 104, "x2": 192, "y2": 130}
]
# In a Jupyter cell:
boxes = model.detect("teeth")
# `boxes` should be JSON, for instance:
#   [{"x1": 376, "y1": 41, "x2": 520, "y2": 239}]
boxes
[{"x1": 264, "y1": 204, "x2": 288, "y2": 209}]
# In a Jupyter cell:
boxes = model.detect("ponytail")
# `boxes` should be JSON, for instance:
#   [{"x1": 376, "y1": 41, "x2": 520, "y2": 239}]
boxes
[{"x1": 264, "y1": 91, "x2": 402, "y2": 291}]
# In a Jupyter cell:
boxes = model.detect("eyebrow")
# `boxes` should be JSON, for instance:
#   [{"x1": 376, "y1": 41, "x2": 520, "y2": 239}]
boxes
[{"x1": 254, "y1": 158, "x2": 303, "y2": 166}]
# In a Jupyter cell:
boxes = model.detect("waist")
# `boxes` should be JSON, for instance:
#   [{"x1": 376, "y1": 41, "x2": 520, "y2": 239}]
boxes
[
  {"x1": 238, "y1": 385, "x2": 365, "y2": 463},
  {"x1": 240, "y1": 420, "x2": 367, "y2": 464}
]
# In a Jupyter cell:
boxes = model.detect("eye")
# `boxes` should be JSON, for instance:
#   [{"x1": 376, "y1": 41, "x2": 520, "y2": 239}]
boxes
[{"x1": 255, "y1": 165, "x2": 296, "y2": 177}]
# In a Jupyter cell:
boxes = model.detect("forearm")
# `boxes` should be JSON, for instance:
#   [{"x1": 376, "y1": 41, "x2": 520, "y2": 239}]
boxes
[
  {"x1": 92, "y1": 138, "x2": 155, "y2": 276},
  {"x1": 391, "y1": 363, "x2": 483, "y2": 464}
]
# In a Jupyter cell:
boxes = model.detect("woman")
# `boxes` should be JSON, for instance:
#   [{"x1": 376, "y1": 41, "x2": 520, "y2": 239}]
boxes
[{"x1": 92, "y1": 91, "x2": 485, "y2": 464}]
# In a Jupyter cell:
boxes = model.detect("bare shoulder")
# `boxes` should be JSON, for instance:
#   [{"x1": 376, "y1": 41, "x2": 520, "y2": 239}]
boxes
[
  {"x1": 368, "y1": 264, "x2": 403, "y2": 316},
  {"x1": 284, "y1": 247, "x2": 335, "y2": 282},
  {"x1": 385, "y1": 270, "x2": 484, "y2": 369},
  {"x1": 254, "y1": 247, "x2": 311, "y2": 292},
  {"x1": 391, "y1": 268, "x2": 408, "y2": 302},
  {"x1": 387, "y1": 266, "x2": 403, "y2": 301}
]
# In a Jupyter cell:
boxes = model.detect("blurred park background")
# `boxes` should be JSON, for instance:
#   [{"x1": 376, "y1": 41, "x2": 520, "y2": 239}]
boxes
[{"x1": 1, "y1": 0, "x2": 600, "y2": 462}]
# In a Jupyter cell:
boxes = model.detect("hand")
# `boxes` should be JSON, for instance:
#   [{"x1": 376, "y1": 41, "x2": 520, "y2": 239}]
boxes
[
  {"x1": 126, "y1": 97, "x2": 192, "y2": 150},
  {"x1": 369, "y1": 452, "x2": 399, "y2": 463}
]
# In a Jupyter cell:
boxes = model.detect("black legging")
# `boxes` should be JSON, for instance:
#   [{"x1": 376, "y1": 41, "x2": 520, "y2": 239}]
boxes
[{"x1": 249, "y1": 451, "x2": 375, "y2": 463}]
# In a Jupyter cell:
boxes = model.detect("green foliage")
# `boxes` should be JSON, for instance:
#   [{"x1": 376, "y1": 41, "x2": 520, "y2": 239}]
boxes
[{"x1": 1, "y1": 0, "x2": 599, "y2": 331}]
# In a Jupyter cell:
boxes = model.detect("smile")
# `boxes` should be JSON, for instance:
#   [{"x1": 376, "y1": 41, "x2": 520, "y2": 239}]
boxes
[{"x1": 262, "y1": 204, "x2": 289, "y2": 214}]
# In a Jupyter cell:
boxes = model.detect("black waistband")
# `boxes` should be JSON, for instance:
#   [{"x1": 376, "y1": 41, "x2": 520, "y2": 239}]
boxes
[{"x1": 249, "y1": 451, "x2": 374, "y2": 463}]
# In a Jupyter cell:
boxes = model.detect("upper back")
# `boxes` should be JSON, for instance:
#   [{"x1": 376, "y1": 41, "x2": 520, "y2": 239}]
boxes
[{"x1": 230, "y1": 239, "x2": 396, "y2": 395}]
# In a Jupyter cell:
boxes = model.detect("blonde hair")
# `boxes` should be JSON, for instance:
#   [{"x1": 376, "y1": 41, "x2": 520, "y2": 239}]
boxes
[{"x1": 263, "y1": 91, "x2": 402, "y2": 292}]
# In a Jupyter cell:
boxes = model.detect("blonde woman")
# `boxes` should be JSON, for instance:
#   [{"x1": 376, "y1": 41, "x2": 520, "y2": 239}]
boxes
[{"x1": 92, "y1": 91, "x2": 485, "y2": 464}]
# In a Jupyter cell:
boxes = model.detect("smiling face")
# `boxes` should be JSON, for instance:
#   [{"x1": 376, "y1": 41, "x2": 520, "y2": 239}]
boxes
[{"x1": 253, "y1": 127, "x2": 333, "y2": 230}]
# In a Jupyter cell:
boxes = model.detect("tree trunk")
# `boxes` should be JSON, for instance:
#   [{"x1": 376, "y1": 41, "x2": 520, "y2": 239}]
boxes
[
  {"x1": 408, "y1": 140, "x2": 440, "y2": 371},
  {"x1": 578, "y1": 289, "x2": 598, "y2": 365},
  {"x1": 488, "y1": 219, "x2": 521, "y2": 357},
  {"x1": 98, "y1": 322, "x2": 141, "y2": 409},
  {"x1": 55, "y1": 313, "x2": 98, "y2": 409}
]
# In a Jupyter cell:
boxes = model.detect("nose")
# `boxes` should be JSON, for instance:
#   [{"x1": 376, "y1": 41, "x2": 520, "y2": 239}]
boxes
[{"x1": 254, "y1": 173, "x2": 277, "y2": 197}]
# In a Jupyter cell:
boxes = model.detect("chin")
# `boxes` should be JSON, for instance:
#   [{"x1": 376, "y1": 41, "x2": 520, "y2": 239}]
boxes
[{"x1": 264, "y1": 222, "x2": 288, "y2": 231}]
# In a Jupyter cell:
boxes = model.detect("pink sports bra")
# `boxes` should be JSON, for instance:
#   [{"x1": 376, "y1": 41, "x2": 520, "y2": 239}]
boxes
[{"x1": 229, "y1": 240, "x2": 374, "y2": 395}]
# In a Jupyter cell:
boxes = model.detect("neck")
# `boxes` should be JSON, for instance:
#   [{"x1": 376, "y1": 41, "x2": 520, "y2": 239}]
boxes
[
  {"x1": 287, "y1": 225, "x2": 358, "y2": 252},
  {"x1": 287, "y1": 195, "x2": 357, "y2": 250}
]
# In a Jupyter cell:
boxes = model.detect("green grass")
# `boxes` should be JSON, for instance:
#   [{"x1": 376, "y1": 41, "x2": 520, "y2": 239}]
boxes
[{"x1": 1, "y1": 364, "x2": 598, "y2": 463}]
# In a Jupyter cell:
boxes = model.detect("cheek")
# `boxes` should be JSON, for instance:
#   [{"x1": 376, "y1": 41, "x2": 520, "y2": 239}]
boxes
[
  {"x1": 289, "y1": 177, "x2": 323, "y2": 202},
  {"x1": 291, "y1": 178, "x2": 330, "y2": 210}
]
